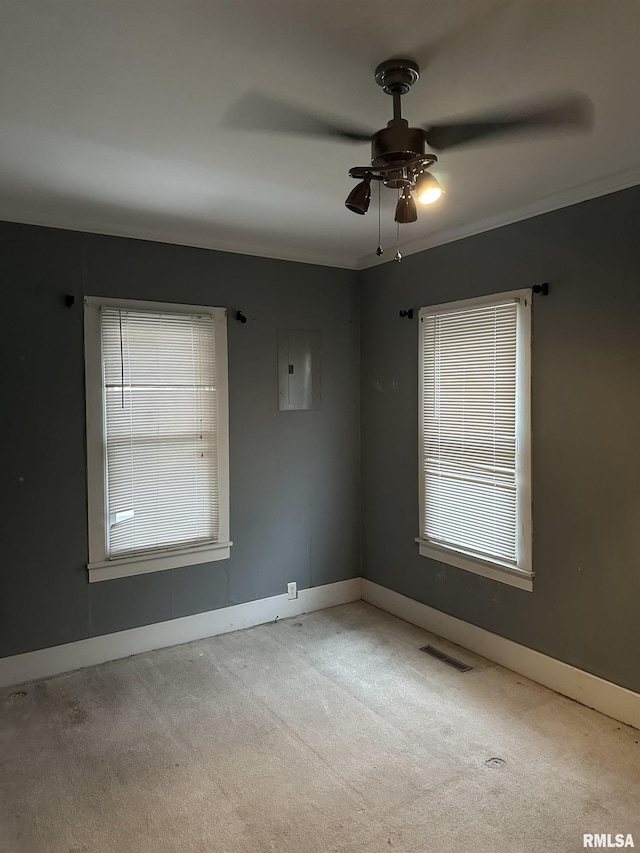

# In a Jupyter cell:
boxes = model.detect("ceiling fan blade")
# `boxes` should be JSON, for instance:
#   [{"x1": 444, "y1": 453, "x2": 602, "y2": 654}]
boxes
[
  {"x1": 222, "y1": 92, "x2": 372, "y2": 142},
  {"x1": 424, "y1": 95, "x2": 593, "y2": 151}
]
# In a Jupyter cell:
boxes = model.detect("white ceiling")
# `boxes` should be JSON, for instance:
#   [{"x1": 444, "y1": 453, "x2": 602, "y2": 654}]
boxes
[{"x1": 1, "y1": 0, "x2": 639, "y2": 269}]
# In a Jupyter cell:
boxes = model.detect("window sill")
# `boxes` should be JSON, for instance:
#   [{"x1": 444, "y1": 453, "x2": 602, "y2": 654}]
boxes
[
  {"x1": 88, "y1": 541, "x2": 233, "y2": 583},
  {"x1": 415, "y1": 539, "x2": 533, "y2": 592}
]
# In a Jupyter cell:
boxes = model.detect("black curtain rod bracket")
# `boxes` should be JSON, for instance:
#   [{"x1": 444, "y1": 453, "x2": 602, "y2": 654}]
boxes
[
  {"x1": 399, "y1": 308, "x2": 414, "y2": 319},
  {"x1": 236, "y1": 310, "x2": 247, "y2": 324},
  {"x1": 64, "y1": 294, "x2": 75, "y2": 307},
  {"x1": 532, "y1": 283, "x2": 549, "y2": 296}
]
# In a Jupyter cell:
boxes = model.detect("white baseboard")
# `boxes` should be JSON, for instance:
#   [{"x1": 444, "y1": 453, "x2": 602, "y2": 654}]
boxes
[
  {"x1": 0, "y1": 577, "x2": 362, "y2": 689},
  {"x1": 362, "y1": 580, "x2": 640, "y2": 731},
  {"x1": 3, "y1": 575, "x2": 637, "y2": 732}
]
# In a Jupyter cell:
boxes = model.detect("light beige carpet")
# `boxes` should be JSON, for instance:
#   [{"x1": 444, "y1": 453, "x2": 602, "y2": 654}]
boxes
[{"x1": 1, "y1": 601, "x2": 638, "y2": 853}]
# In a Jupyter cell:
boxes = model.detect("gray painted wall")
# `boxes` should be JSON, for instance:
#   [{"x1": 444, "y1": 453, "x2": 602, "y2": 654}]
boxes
[
  {"x1": 360, "y1": 187, "x2": 640, "y2": 693},
  {"x1": 3, "y1": 187, "x2": 639, "y2": 694},
  {"x1": 0, "y1": 223, "x2": 360, "y2": 658}
]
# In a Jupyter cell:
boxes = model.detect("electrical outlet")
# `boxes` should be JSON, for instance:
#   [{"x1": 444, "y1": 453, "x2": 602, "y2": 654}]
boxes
[{"x1": 287, "y1": 582, "x2": 297, "y2": 600}]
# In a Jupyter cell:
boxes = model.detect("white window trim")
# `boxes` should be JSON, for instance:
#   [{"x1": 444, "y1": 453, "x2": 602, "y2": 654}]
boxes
[
  {"x1": 84, "y1": 296, "x2": 232, "y2": 583},
  {"x1": 416, "y1": 289, "x2": 533, "y2": 592}
]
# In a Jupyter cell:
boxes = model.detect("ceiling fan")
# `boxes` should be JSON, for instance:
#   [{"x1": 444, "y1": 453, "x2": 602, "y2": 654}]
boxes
[
  {"x1": 344, "y1": 58, "x2": 591, "y2": 233},
  {"x1": 225, "y1": 58, "x2": 592, "y2": 258}
]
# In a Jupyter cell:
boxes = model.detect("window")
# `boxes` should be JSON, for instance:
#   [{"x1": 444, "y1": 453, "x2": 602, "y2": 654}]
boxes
[
  {"x1": 416, "y1": 290, "x2": 532, "y2": 591},
  {"x1": 84, "y1": 297, "x2": 231, "y2": 583}
]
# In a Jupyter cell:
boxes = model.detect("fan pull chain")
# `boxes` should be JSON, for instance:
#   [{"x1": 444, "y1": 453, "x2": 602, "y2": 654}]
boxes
[
  {"x1": 395, "y1": 190, "x2": 402, "y2": 262},
  {"x1": 376, "y1": 181, "x2": 383, "y2": 256}
]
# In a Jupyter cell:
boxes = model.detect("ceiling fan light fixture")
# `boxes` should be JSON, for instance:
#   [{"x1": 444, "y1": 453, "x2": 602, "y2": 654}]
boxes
[
  {"x1": 415, "y1": 171, "x2": 442, "y2": 205},
  {"x1": 394, "y1": 188, "x2": 417, "y2": 224},
  {"x1": 345, "y1": 175, "x2": 372, "y2": 215}
]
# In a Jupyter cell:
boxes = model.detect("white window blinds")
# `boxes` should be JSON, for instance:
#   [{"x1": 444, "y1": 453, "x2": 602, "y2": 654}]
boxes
[
  {"x1": 101, "y1": 307, "x2": 219, "y2": 559},
  {"x1": 419, "y1": 294, "x2": 530, "y2": 571}
]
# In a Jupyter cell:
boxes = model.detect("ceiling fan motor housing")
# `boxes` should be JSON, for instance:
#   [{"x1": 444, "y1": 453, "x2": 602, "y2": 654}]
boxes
[{"x1": 372, "y1": 119, "x2": 426, "y2": 168}]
